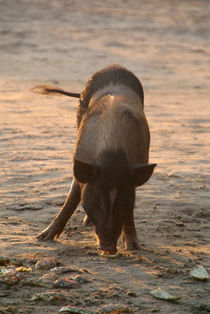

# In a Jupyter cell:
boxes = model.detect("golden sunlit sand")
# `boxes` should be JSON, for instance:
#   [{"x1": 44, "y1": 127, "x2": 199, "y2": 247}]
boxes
[{"x1": 0, "y1": 1, "x2": 209, "y2": 313}]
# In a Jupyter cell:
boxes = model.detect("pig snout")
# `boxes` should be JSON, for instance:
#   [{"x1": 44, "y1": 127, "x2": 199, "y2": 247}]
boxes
[
  {"x1": 98, "y1": 239, "x2": 118, "y2": 254},
  {"x1": 95, "y1": 220, "x2": 121, "y2": 255}
]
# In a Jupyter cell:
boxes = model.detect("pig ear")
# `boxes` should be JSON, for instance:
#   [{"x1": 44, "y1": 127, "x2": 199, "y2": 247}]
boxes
[
  {"x1": 74, "y1": 159, "x2": 94, "y2": 183},
  {"x1": 130, "y1": 163, "x2": 156, "y2": 187}
]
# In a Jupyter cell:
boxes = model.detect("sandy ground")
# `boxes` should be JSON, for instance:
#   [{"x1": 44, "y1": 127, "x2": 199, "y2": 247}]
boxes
[{"x1": 0, "y1": 0, "x2": 210, "y2": 313}]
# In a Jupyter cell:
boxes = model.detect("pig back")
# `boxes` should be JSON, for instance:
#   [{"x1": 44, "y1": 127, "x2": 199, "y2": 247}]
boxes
[
  {"x1": 76, "y1": 64, "x2": 144, "y2": 128},
  {"x1": 74, "y1": 90, "x2": 150, "y2": 165}
]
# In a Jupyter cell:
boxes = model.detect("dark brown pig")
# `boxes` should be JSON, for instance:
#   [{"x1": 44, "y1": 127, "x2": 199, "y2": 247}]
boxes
[{"x1": 36, "y1": 64, "x2": 156, "y2": 255}]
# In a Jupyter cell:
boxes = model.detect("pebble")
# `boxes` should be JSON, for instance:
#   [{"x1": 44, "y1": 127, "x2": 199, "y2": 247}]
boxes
[
  {"x1": 126, "y1": 290, "x2": 137, "y2": 297},
  {"x1": 59, "y1": 306, "x2": 89, "y2": 313},
  {"x1": 50, "y1": 266, "x2": 83, "y2": 274},
  {"x1": 38, "y1": 269, "x2": 88, "y2": 287},
  {"x1": 53, "y1": 276, "x2": 79, "y2": 289},
  {"x1": 22, "y1": 204, "x2": 43, "y2": 210},
  {"x1": 96, "y1": 304, "x2": 133, "y2": 313},
  {"x1": 35, "y1": 257, "x2": 61, "y2": 270},
  {"x1": 71, "y1": 274, "x2": 89, "y2": 284},
  {"x1": 31, "y1": 291, "x2": 71, "y2": 302},
  {"x1": 190, "y1": 265, "x2": 209, "y2": 281},
  {"x1": 0, "y1": 267, "x2": 24, "y2": 286},
  {"x1": 7, "y1": 204, "x2": 23, "y2": 211},
  {"x1": 39, "y1": 272, "x2": 58, "y2": 284},
  {"x1": 150, "y1": 288, "x2": 182, "y2": 301},
  {"x1": 7, "y1": 203, "x2": 43, "y2": 211}
]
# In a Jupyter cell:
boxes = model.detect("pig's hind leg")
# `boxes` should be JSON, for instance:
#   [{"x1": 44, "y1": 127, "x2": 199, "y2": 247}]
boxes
[
  {"x1": 37, "y1": 179, "x2": 81, "y2": 241},
  {"x1": 122, "y1": 211, "x2": 140, "y2": 251}
]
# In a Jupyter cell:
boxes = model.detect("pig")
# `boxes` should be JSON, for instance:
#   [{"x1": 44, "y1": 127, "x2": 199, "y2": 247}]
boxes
[{"x1": 35, "y1": 64, "x2": 156, "y2": 255}]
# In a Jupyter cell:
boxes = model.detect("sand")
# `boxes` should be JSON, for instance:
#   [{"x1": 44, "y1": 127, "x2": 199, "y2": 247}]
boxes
[{"x1": 0, "y1": 0, "x2": 209, "y2": 313}]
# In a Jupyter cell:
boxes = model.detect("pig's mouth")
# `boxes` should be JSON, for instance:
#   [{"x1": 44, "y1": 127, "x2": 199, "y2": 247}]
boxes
[
  {"x1": 97, "y1": 238, "x2": 118, "y2": 257},
  {"x1": 98, "y1": 245, "x2": 118, "y2": 258}
]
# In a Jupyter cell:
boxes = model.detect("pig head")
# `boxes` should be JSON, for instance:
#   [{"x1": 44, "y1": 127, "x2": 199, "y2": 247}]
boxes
[{"x1": 74, "y1": 150, "x2": 155, "y2": 253}]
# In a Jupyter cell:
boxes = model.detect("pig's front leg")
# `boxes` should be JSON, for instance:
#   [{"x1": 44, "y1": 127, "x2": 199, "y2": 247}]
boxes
[
  {"x1": 122, "y1": 210, "x2": 140, "y2": 250},
  {"x1": 37, "y1": 179, "x2": 81, "y2": 241}
]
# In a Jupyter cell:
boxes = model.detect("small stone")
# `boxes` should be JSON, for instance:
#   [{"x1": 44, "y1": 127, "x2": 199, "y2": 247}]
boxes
[
  {"x1": 22, "y1": 204, "x2": 43, "y2": 210},
  {"x1": 190, "y1": 265, "x2": 209, "y2": 281},
  {"x1": 71, "y1": 274, "x2": 89, "y2": 284},
  {"x1": 22, "y1": 279, "x2": 50, "y2": 287},
  {"x1": 0, "y1": 267, "x2": 24, "y2": 286},
  {"x1": 53, "y1": 276, "x2": 79, "y2": 289},
  {"x1": 39, "y1": 272, "x2": 58, "y2": 284},
  {"x1": 35, "y1": 257, "x2": 61, "y2": 270},
  {"x1": 8, "y1": 204, "x2": 23, "y2": 211},
  {"x1": 150, "y1": 288, "x2": 182, "y2": 301},
  {"x1": 31, "y1": 291, "x2": 70, "y2": 302},
  {"x1": 50, "y1": 266, "x2": 83, "y2": 274},
  {"x1": 127, "y1": 290, "x2": 137, "y2": 297},
  {"x1": 97, "y1": 304, "x2": 133, "y2": 313}
]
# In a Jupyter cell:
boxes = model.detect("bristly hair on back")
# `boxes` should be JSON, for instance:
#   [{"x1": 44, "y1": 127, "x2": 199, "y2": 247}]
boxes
[{"x1": 77, "y1": 64, "x2": 144, "y2": 128}]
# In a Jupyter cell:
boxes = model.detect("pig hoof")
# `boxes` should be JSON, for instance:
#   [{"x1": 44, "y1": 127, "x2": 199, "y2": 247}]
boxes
[
  {"x1": 36, "y1": 232, "x2": 54, "y2": 241},
  {"x1": 37, "y1": 228, "x2": 60, "y2": 241}
]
